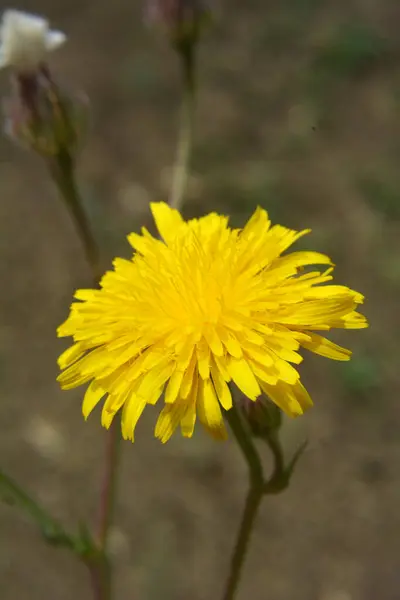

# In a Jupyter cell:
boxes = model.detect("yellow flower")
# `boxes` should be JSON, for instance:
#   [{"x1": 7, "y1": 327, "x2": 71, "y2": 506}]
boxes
[{"x1": 57, "y1": 203, "x2": 367, "y2": 442}]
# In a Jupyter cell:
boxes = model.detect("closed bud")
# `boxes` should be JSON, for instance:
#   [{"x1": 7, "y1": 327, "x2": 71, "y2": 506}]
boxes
[
  {"x1": 3, "y1": 68, "x2": 89, "y2": 158},
  {"x1": 242, "y1": 396, "x2": 282, "y2": 440},
  {"x1": 145, "y1": 0, "x2": 213, "y2": 48}
]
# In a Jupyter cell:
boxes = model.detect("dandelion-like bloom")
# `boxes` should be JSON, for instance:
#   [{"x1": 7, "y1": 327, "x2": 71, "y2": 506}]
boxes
[{"x1": 58, "y1": 203, "x2": 367, "y2": 442}]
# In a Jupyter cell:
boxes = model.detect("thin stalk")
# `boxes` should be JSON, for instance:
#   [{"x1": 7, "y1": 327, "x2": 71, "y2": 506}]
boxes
[
  {"x1": 49, "y1": 150, "x2": 101, "y2": 283},
  {"x1": 169, "y1": 43, "x2": 196, "y2": 211},
  {"x1": 223, "y1": 405, "x2": 265, "y2": 600},
  {"x1": 221, "y1": 486, "x2": 263, "y2": 600},
  {"x1": 97, "y1": 422, "x2": 121, "y2": 550},
  {"x1": 49, "y1": 151, "x2": 120, "y2": 600},
  {"x1": 225, "y1": 403, "x2": 263, "y2": 486}
]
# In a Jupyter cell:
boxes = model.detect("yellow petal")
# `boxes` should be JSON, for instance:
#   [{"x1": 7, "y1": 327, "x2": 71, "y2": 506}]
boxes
[
  {"x1": 213, "y1": 354, "x2": 231, "y2": 381},
  {"x1": 268, "y1": 344, "x2": 303, "y2": 365},
  {"x1": 197, "y1": 379, "x2": 227, "y2": 440},
  {"x1": 180, "y1": 402, "x2": 197, "y2": 438},
  {"x1": 241, "y1": 206, "x2": 270, "y2": 241},
  {"x1": 292, "y1": 380, "x2": 313, "y2": 411},
  {"x1": 121, "y1": 394, "x2": 147, "y2": 441},
  {"x1": 164, "y1": 368, "x2": 184, "y2": 404},
  {"x1": 58, "y1": 367, "x2": 92, "y2": 390},
  {"x1": 82, "y1": 381, "x2": 106, "y2": 419},
  {"x1": 203, "y1": 324, "x2": 224, "y2": 356},
  {"x1": 260, "y1": 381, "x2": 303, "y2": 417},
  {"x1": 218, "y1": 329, "x2": 243, "y2": 358},
  {"x1": 127, "y1": 231, "x2": 158, "y2": 256},
  {"x1": 58, "y1": 342, "x2": 86, "y2": 369},
  {"x1": 211, "y1": 362, "x2": 232, "y2": 410},
  {"x1": 337, "y1": 311, "x2": 368, "y2": 329},
  {"x1": 277, "y1": 297, "x2": 356, "y2": 327},
  {"x1": 260, "y1": 379, "x2": 313, "y2": 417},
  {"x1": 150, "y1": 202, "x2": 184, "y2": 244},
  {"x1": 274, "y1": 251, "x2": 332, "y2": 271},
  {"x1": 226, "y1": 357, "x2": 261, "y2": 400},
  {"x1": 196, "y1": 338, "x2": 210, "y2": 379},
  {"x1": 101, "y1": 393, "x2": 126, "y2": 429},
  {"x1": 274, "y1": 357, "x2": 299, "y2": 385},
  {"x1": 180, "y1": 354, "x2": 197, "y2": 399},
  {"x1": 155, "y1": 401, "x2": 186, "y2": 443},
  {"x1": 74, "y1": 289, "x2": 99, "y2": 301},
  {"x1": 249, "y1": 361, "x2": 278, "y2": 386},
  {"x1": 301, "y1": 333, "x2": 352, "y2": 361},
  {"x1": 241, "y1": 342, "x2": 274, "y2": 367},
  {"x1": 136, "y1": 362, "x2": 175, "y2": 398}
]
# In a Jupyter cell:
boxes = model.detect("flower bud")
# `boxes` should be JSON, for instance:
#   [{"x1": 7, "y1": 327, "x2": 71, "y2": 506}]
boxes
[
  {"x1": 3, "y1": 68, "x2": 89, "y2": 158},
  {"x1": 0, "y1": 10, "x2": 84, "y2": 159},
  {"x1": 242, "y1": 396, "x2": 283, "y2": 440},
  {"x1": 145, "y1": 0, "x2": 212, "y2": 47}
]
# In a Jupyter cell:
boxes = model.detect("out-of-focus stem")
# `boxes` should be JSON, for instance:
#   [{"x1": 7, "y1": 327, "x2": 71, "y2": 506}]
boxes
[
  {"x1": 49, "y1": 150, "x2": 101, "y2": 284},
  {"x1": 169, "y1": 42, "x2": 196, "y2": 211},
  {"x1": 49, "y1": 151, "x2": 120, "y2": 600},
  {"x1": 97, "y1": 422, "x2": 120, "y2": 550}
]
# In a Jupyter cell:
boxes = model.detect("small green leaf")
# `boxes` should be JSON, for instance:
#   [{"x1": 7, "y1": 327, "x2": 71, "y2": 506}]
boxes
[
  {"x1": 284, "y1": 439, "x2": 309, "y2": 482},
  {"x1": 0, "y1": 469, "x2": 76, "y2": 551},
  {"x1": 263, "y1": 438, "x2": 308, "y2": 494},
  {"x1": 76, "y1": 521, "x2": 98, "y2": 558}
]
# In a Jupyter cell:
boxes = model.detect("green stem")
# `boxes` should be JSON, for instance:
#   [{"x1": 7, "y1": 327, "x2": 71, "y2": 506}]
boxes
[
  {"x1": 223, "y1": 400, "x2": 304, "y2": 599},
  {"x1": 86, "y1": 421, "x2": 120, "y2": 600},
  {"x1": 169, "y1": 43, "x2": 196, "y2": 211},
  {"x1": 223, "y1": 405, "x2": 265, "y2": 600},
  {"x1": 263, "y1": 432, "x2": 285, "y2": 491},
  {"x1": 222, "y1": 486, "x2": 263, "y2": 600},
  {"x1": 49, "y1": 150, "x2": 101, "y2": 284},
  {"x1": 49, "y1": 152, "x2": 120, "y2": 600},
  {"x1": 97, "y1": 421, "x2": 121, "y2": 550},
  {"x1": 225, "y1": 403, "x2": 263, "y2": 486}
]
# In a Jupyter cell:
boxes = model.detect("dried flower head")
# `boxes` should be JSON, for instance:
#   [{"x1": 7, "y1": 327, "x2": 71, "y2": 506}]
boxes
[
  {"x1": 0, "y1": 10, "x2": 66, "y2": 72},
  {"x1": 58, "y1": 203, "x2": 367, "y2": 443}
]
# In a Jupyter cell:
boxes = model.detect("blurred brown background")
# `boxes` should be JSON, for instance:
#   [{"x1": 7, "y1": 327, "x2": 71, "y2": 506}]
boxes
[{"x1": 1, "y1": 1, "x2": 400, "y2": 599}]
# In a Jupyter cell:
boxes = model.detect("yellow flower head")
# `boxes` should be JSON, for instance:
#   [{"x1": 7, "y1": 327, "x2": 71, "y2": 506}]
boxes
[{"x1": 57, "y1": 203, "x2": 367, "y2": 442}]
